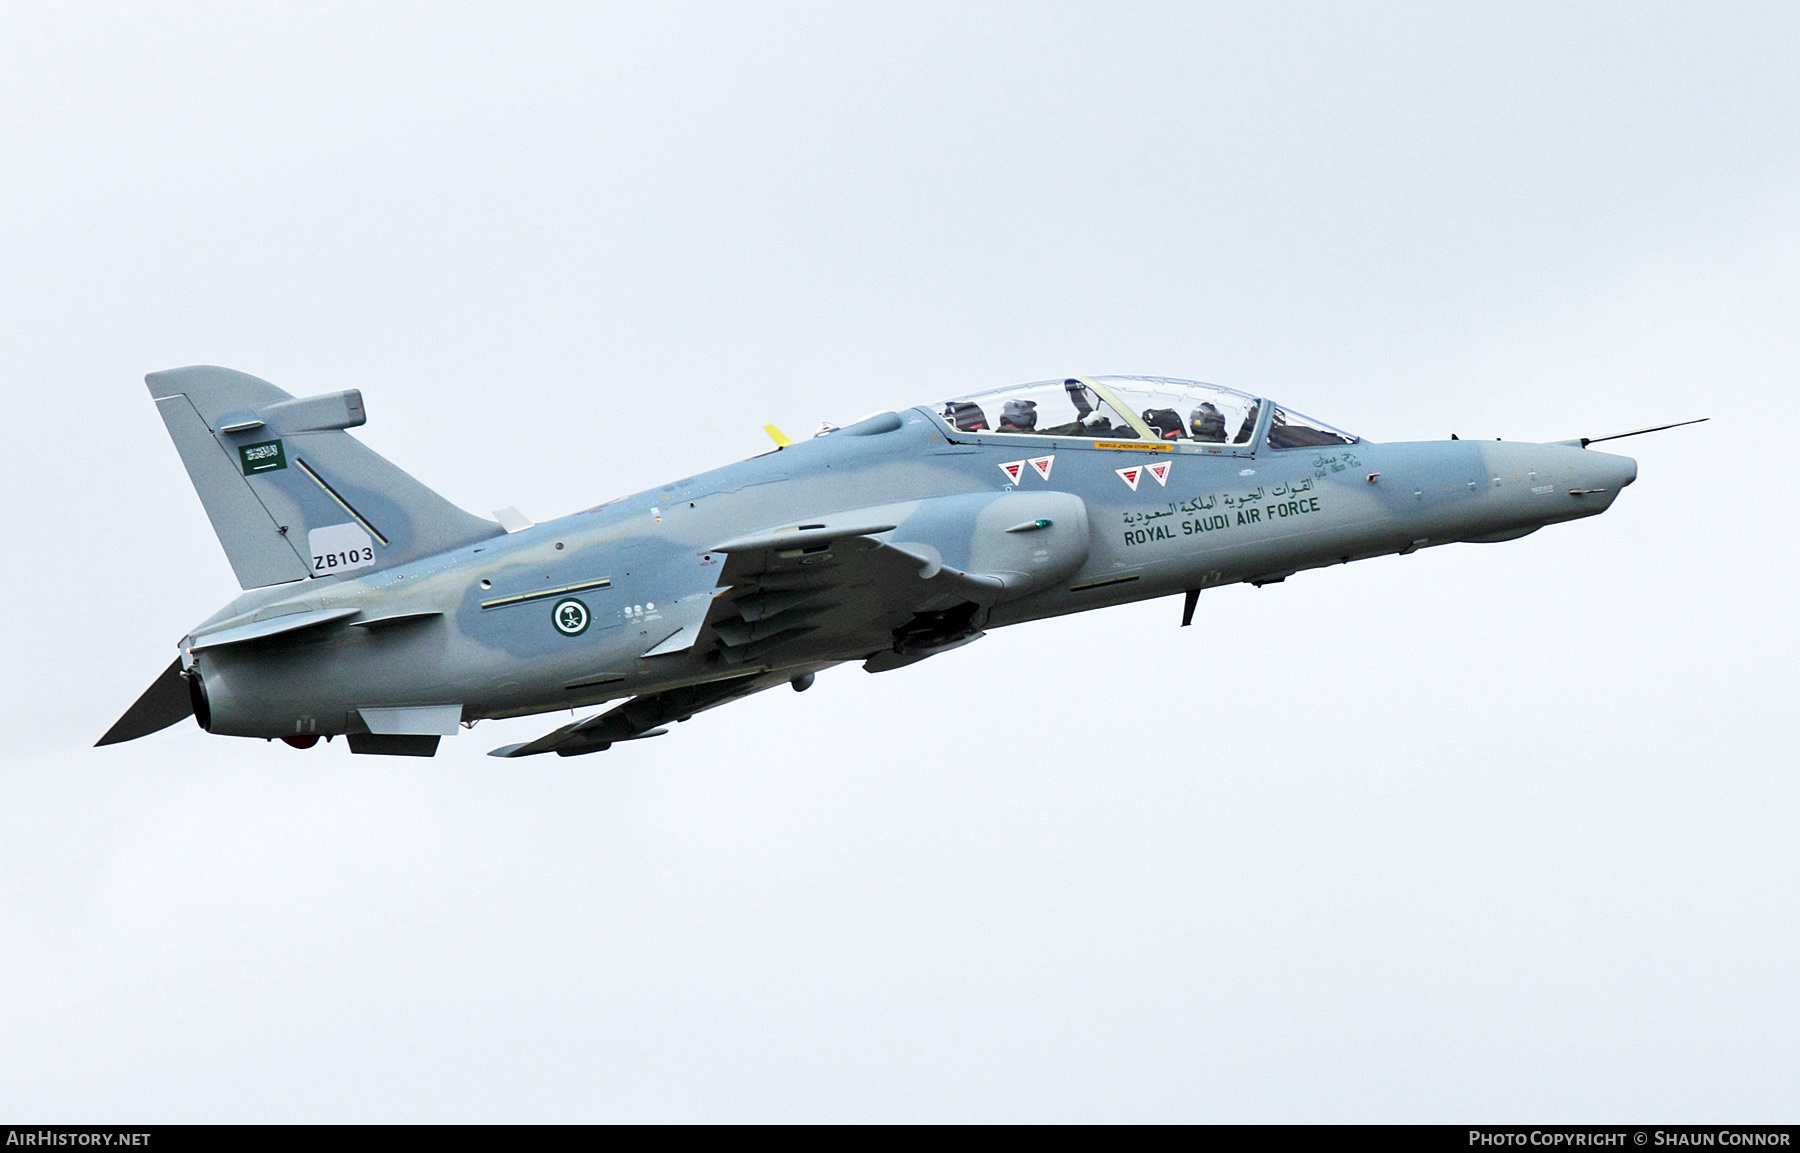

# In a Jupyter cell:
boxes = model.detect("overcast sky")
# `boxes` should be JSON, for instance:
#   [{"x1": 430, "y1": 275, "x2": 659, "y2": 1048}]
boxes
[{"x1": 2, "y1": 1, "x2": 1796, "y2": 1122}]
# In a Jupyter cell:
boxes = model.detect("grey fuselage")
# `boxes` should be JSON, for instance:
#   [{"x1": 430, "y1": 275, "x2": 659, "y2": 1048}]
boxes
[{"x1": 181, "y1": 407, "x2": 1636, "y2": 743}]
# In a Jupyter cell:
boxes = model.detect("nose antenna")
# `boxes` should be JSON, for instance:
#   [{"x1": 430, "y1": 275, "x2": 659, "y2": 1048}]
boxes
[{"x1": 1581, "y1": 417, "x2": 1708, "y2": 448}]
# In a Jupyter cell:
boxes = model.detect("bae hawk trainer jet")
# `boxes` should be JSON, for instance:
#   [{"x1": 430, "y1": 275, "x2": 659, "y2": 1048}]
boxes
[{"x1": 100, "y1": 367, "x2": 1689, "y2": 758}]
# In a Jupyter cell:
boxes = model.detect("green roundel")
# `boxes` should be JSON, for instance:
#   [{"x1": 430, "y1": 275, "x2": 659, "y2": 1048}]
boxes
[{"x1": 552, "y1": 597, "x2": 590, "y2": 636}]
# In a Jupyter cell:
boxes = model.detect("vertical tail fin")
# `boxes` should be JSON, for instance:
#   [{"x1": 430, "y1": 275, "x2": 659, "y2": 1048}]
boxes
[{"x1": 148, "y1": 366, "x2": 502, "y2": 589}]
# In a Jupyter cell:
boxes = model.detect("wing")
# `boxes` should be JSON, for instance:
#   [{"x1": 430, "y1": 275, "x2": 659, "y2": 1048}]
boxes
[
  {"x1": 490, "y1": 491, "x2": 1091, "y2": 758},
  {"x1": 488, "y1": 668, "x2": 807, "y2": 757},
  {"x1": 487, "y1": 522, "x2": 966, "y2": 758}
]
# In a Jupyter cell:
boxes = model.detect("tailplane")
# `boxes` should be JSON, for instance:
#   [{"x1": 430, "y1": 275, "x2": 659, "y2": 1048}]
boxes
[{"x1": 148, "y1": 366, "x2": 502, "y2": 589}]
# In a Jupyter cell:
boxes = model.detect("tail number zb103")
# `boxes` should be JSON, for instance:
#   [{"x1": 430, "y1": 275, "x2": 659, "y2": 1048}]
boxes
[
  {"x1": 315, "y1": 546, "x2": 374, "y2": 570},
  {"x1": 306, "y1": 523, "x2": 377, "y2": 575}
]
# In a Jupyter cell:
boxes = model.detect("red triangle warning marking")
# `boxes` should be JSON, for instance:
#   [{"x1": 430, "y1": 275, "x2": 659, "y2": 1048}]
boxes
[
  {"x1": 1146, "y1": 460, "x2": 1171, "y2": 486},
  {"x1": 1116, "y1": 466, "x2": 1142, "y2": 491},
  {"x1": 1028, "y1": 454, "x2": 1054, "y2": 480},
  {"x1": 998, "y1": 460, "x2": 1026, "y2": 485}
]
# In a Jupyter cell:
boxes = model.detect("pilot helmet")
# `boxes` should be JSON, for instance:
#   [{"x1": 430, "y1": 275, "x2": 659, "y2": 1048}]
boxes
[
  {"x1": 1191, "y1": 402, "x2": 1227, "y2": 437},
  {"x1": 1000, "y1": 398, "x2": 1038, "y2": 430}
]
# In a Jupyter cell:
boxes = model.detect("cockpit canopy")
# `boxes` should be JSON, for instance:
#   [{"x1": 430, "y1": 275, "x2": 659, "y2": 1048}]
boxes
[{"x1": 935, "y1": 376, "x2": 1358, "y2": 451}]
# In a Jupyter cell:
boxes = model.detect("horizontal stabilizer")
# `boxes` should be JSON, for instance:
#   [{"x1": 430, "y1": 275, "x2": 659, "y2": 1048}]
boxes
[
  {"x1": 350, "y1": 609, "x2": 443, "y2": 630},
  {"x1": 96, "y1": 659, "x2": 193, "y2": 746},
  {"x1": 189, "y1": 606, "x2": 362, "y2": 650}
]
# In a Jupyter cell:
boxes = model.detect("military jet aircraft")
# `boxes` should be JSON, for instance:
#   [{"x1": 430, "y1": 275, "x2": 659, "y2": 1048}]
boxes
[{"x1": 100, "y1": 367, "x2": 1687, "y2": 758}]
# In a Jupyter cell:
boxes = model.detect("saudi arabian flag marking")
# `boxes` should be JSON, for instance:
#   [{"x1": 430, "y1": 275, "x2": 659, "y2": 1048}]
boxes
[
  {"x1": 552, "y1": 598, "x2": 591, "y2": 636},
  {"x1": 238, "y1": 439, "x2": 287, "y2": 475}
]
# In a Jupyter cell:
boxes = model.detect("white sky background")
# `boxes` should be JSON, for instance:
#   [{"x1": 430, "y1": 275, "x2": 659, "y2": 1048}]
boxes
[{"x1": 1, "y1": 1, "x2": 1796, "y2": 1122}]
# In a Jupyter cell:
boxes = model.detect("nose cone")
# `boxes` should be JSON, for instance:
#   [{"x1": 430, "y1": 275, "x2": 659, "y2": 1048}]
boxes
[
  {"x1": 1552, "y1": 447, "x2": 1637, "y2": 520},
  {"x1": 1498, "y1": 443, "x2": 1638, "y2": 528},
  {"x1": 1587, "y1": 449, "x2": 1637, "y2": 492}
]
